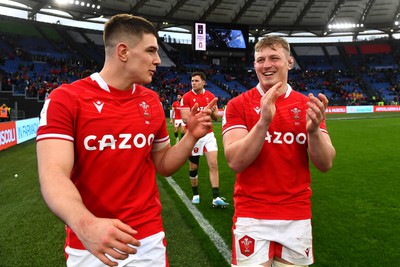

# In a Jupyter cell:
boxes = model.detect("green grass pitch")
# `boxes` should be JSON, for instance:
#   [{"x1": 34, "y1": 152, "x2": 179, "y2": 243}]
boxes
[{"x1": 0, "y1": 112, "x2": 399, "y2": 266}]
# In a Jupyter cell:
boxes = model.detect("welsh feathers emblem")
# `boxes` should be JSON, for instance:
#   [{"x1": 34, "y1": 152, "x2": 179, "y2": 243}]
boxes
[
  {"x1": 239, "y1": 235, "x2": 255, "y2": 257},
  {"x1": 291, "y1": 107, "x2": 302, "y2": 120},
  {"x1": 138, "y1": 101, "x2": 151, "y2": 118}
]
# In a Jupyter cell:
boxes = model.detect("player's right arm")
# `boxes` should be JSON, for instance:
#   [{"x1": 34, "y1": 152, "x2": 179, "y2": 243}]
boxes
[
  {"x1": 151, "y1": 99, "x2": 216, "y2": 176},
  {"x1": 180, "y1": 94, "x2": 190, "y2": 123},
  {"x1": 180, "y1": 108, "x2": 189, "y2": 123},
  {"x1": 223, "y1": 122, "x2": 269, "y2": 174},
  {"x1": 37, "y1": 139, "x2": 140, "y2": 266},
  {"x1": 170, "y1": 106, "x2": 175, "y2": 124},
  {"x1": 223, "y1": 83, "x2": 280, "y2": 173}
]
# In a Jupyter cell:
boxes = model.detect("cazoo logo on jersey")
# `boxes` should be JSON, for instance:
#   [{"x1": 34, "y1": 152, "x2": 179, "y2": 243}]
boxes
[
  {"x1": 84, "y1": 133, "x2": 155, "y2": 151},
  {"x1": 265, "y1": 131, "x2": 307, "y2": 145}
]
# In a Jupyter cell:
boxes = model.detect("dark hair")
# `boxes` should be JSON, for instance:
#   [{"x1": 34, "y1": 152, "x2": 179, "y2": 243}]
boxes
[
  {"x1": 103, "y1": 14, "x2": 158, "y2": 48},
  {"x1": 191, "y1": 71, "x2": 206, "y2": 81},
  {"x1": 80, "y1": 69, "x2": 92, "y2": 79}
]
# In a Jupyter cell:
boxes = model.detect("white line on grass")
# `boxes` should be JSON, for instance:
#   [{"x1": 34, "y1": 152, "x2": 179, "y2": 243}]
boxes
[{"x1": 165, "y1": 176, "x2": 231, "y2": 264}]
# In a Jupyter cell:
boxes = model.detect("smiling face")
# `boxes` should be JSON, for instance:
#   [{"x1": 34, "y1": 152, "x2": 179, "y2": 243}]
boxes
[{"x1": 253, "y1": 40, "x2": 294, "y2": 93}]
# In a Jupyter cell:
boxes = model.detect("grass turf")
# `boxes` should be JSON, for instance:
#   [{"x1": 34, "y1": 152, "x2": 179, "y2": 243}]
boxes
[{"x1": 0, "y1": 112, "x2": 399, "y2": 266}]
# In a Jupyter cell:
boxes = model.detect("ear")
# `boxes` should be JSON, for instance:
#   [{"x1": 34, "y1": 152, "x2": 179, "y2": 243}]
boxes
[
  {"x1": 288, "y1": 56, "x2": 294, "y2": 70},
  {"x1": 117, "y1": 43, "x2": 129, "y2": 62}
]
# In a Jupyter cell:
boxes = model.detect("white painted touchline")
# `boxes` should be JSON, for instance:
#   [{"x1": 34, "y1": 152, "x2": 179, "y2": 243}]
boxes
[{"x1": 164, "y1": 176, "x2": 231, "y2": 264}]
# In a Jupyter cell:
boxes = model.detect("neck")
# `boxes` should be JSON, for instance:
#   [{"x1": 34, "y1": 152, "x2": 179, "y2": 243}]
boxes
[
  {"x1": 99, "y1": 68, "x2": 133, "y2": 91},
  {"x1": 193, "y1": 88, "x2": 204, "y2": 94},
  {"x1": 276, "y1": 83, "x2": 288, "y2": 96}
]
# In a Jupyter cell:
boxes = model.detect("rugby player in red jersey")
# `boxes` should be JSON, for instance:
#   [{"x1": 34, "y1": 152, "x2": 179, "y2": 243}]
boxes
[
  {"x1": 36, "y1": 14, "x2": 216, "y2": 267},
  {"x1": 222, "y1": 36, "x2": 336, "y2": 267},
  {"x1": 180, "y1": 71, "x2": 229, "y2": 208},
  {"x1": 170, "y1": 93, "x2": 186, "y2": 143}
]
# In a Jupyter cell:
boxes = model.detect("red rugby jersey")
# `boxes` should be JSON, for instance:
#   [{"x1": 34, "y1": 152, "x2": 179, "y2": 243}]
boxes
[
  {"x1": 36, "y1": 73, "x2": 169, "y2": 249},
  {"x1": 181, "y1": 89, "x2": 216, "y2": 132},
  {"x1": 222, "y1": 84, "x2": 328, "y2": 220},
  {"x1": 171, "y1": 100, "x2": 182, "y2": 120}
]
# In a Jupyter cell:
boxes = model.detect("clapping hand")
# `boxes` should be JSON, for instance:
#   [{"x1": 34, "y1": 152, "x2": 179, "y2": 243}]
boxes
[
  {"x1": 186, "y1": 98, "x2": 218, "y2": 140},
  {"x1": 306, "y1": 93, "x2": 328, "y2": 133}
]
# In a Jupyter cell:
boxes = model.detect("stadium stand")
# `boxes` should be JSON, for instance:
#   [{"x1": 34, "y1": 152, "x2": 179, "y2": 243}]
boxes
[{"x1": 0, "y1": 16, "x2": 399, "y2": 119}]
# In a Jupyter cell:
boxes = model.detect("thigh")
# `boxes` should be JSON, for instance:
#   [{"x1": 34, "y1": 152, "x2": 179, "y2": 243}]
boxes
[
  {"x1": 232, "y1": 218, "x2": 313, "y2": 266},
  {"x1": 174, "y1": 119, "x2": 183, "y2": 128},
  {"x1": 177, "y1": 119, "x2": 186, "y2": 127},
  {"x1": 66, "y1": 232, "x2": 168, "y2": 267},
  {"x1": 125, "y1": 231, "x2": 168, "y2": 267},
  {"x1": 192, "y1": 136, "x2": 206, "y2": 156},
  {"x1": 65, "y1": 247, "x2": 102, "y2": 267},
  {"x1": 232, "y1": 217, "x2": 275, "y2": 266},
  {"x1": 275, "y1": 220, "x2": 313, "y2": 266},
  {"x1": 204, "y1": 150, "x2": 218, "y2": 171},
  {"x1": 204, "y1": 132, "x2": 218, "y2": 152}
]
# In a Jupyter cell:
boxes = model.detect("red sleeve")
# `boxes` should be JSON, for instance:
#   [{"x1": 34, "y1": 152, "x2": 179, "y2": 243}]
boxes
[
  {"x1": 222, "y1": 95, "x2": 247, "y2": 135},
  {"x1": 181, "y1": 93, "x2": 191, "y2": 109},
  {"x1": 36, "y1": 86, "x2": 75, "y2": 142}
]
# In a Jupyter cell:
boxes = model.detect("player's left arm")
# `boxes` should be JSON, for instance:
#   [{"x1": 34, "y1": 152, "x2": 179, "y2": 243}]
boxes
[
  {"x1": 210, "y1": 104, "x2": 220, "y2": 122},
  {"x1": 306, "y1": 93, "x2": 336, "y2": 173},
  {"x1": 151, "y1": 98, "x2": 217, "y2": 176}
]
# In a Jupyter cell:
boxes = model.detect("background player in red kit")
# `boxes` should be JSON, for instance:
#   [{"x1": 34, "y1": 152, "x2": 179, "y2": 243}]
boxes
[
  {"x1": 180, "y1": 71, "x2": 229, "y2": 208},
  {"x1": 170, "y1": 93, "x2": 186, "y2": 143},
  {"x1": 36, "y1": 14, "x2": 216, "y2": 267},
  {"x1": 222, "y1": 36, "x2": 336, "y2": 266}
]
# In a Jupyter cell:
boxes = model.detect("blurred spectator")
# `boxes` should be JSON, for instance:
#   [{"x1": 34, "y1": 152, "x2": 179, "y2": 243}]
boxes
[{"x1": 0, "y1": 103, "x2": 10, "y2": 122}]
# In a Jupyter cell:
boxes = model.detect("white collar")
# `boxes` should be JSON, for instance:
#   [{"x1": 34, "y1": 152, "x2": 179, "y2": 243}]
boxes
[
  {"x1": 256, "y1": 83, "x2": 292, "y2": 99},
  {"x1": 90, "y1": 72, "x2": 136, "y2": 94},
  {"x1": 191, "y1": 88, "x2": 205, "y2": 95}
]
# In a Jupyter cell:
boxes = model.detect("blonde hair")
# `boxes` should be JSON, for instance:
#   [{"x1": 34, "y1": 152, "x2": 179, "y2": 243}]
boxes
[{"x1": 254, "y1": 35, "x2": 291, "y2": 55}]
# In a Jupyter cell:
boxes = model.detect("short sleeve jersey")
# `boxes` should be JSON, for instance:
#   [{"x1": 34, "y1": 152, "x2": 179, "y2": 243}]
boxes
[
  {"x1": 181, "y1": 89, "x2": 216, "y2": 132},
  {"x1": 222, "y1": 84, "x2": 328, "y2": 220},
  {"x1": 36, "y1": 73, "x2": 170, "y2": 249},
  {"x1": 171, "y1": 100, "x2": 182, "y2": 120}
]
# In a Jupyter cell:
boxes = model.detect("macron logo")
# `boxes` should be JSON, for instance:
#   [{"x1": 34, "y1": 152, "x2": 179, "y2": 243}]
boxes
[
  {"x1": 93, "y1": 101, "x2": 104, "y2": 113},
  {"x1": 254, "y1": 107, "x2": 261, "y2": 115}
]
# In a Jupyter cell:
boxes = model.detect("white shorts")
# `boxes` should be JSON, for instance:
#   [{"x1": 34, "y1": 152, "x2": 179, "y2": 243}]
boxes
[
  {"x1": 174, "y1": 119, "x2": 185, "y2": 127},
  {"x1": 232, "y1": 218, "x2": 313, "y2": 266},
  {"x1": 65, "y1": 231, "x2": 168, "y2": 267},
  {"x1": 191, "y1": 132, "x2": 218, "y2": 156}
]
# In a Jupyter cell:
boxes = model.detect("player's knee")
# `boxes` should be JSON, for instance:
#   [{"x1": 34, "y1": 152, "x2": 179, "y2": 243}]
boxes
[
  {"x1": 208, "y1": 160, "x2": 218, "y2": 170},
  {"x1": 189, "y1": 169, "x2": 198, "y2": 179},
  {"x1": 189, "y1": 155, "x2": 200, "y2": 165},
  {"x1": 272, "y1": 261, "x2": 307, "y2": 267}
]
